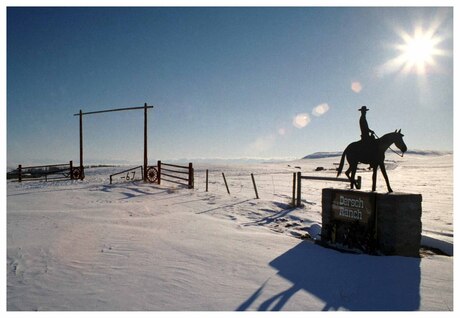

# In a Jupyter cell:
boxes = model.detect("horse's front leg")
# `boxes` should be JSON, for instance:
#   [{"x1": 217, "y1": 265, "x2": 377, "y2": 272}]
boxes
[
  {"x1": 380, "y1": 163, "x2": 393, "y2": 193},
  {"x1": 372, "y1": 166, "x2": 378, "y2": 192}
]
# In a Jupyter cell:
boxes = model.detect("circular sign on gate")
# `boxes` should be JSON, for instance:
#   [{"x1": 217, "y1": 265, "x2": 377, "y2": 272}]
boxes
[
  {"x1": 146, "y1": 166, "x2": 158, "y2": 183},
  {"x1": 72, "y1": 167, "x2": 84, "y2": 180}
]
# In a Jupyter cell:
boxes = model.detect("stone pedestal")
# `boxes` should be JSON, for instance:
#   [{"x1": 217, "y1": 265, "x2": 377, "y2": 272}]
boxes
[
  {"x1": 375, "y1": 193, "x2": 422, "y2": 257},
  {"x1": 321, "y1": 188, "x2": 422, "y2": 257}
]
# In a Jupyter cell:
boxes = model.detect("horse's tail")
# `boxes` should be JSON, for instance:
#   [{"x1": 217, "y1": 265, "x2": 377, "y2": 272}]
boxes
[{"x1": 336, "y1": 149, "x2": 347, "y2": 177}]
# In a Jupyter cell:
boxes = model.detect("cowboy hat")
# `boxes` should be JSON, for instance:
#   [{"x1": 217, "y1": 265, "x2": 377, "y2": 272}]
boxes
[{"x1": 358, "y1": 106, "x2": 369, "y2": 112}]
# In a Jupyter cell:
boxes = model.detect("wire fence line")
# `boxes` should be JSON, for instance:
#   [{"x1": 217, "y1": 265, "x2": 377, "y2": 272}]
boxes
[
  {"x1": 192, "y1": 169, "x2": 296, "y2": 200},
  {"x1": 191, "y1": 167, "x2": 353, "y2": 204}
]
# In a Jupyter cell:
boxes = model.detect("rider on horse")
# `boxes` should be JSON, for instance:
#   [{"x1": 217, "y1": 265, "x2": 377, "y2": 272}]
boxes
[
  {"x1": 359, "y1": 106, "x2": 376, "y2": 144},
  {"x1": 336, "y1": 105, "x2": 407, "y2": 192}
]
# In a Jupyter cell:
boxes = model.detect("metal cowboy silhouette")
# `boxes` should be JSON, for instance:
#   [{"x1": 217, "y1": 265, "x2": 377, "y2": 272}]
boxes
[
  {"x1": 337, "y1": 106, "x2": 407, "y2": 192},
  {"x1": 358, "y1": 106, "x2": 375, "y2": 142}
]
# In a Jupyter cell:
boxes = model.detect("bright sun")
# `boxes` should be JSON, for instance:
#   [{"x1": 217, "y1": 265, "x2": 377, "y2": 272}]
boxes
[
  {"x1": 396, "y1": 28, "x2": 441, "y2": 75},
  {"x1": 380, "y1": 24, "x2": 446, "y2": 76}
]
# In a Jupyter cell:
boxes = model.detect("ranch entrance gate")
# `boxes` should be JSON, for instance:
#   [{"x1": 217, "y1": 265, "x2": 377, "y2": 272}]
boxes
[{"x1": 74, "y1": 103, "x2": 154, "y2": 182}]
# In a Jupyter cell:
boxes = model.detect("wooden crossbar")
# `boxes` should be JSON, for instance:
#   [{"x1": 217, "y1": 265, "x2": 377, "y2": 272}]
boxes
[
  {"x1": 300, "y1": 176, "x2": 350, "y2": 183},
  {"x1": 74, "y1": 105, "x2": 153, "y2": 116},
  {"x1": 294, "y1": 172, "x2": 362, "y2": 207},
  {"x1": 161, "y1": 167, "x2": 189, "y2": 175},
  {"x1": 160, "y1": 162, "x2": 189, "y2": 169},
  {"x1": 161, "y1": 172, "x2": 190, "y2": 182},
  {"x1": 20, "y1": 163, "x2": 70, "y2": 169}
]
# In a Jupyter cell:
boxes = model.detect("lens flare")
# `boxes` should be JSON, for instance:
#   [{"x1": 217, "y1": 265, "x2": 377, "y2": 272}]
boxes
[
  {"x1": 293, "y1": 113, "x2": 310, "y2": 128},
  {"x1": 351, "y1": 81, "x2": 362, "y2": 93},
  {"x1": 312, "y1": 103, "x2": 330, "y2": 117}
]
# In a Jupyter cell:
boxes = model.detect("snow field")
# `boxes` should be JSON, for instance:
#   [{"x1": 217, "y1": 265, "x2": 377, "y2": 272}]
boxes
[{"x1": 6, "y1": 153, "x2": 453, "y2": 310}]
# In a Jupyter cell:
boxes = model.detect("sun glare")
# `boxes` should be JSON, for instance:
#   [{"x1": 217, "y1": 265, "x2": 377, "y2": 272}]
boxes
[
  {"x1": 396, "y1": 27, "x2": 441, "y2": 74},
  {"x1": 379, "y1": 21, "x2": 448, "y2": 77}
]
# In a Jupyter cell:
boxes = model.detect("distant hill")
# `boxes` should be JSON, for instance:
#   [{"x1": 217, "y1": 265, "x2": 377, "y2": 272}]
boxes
[
  {"x1": 302, "y1": 150, "x2": 452, "y2": 159},
  {"x1": 302, "y1": 152, "x2": 342, "y2": 159},
  {"x1": 404, "y1": 150, "x2": 453, "y2": 156}
]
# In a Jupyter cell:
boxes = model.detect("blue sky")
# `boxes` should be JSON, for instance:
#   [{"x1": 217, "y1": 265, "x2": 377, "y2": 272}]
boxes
[{"x1": 7, "y1": 6, "x2": 453, "y2": 166}]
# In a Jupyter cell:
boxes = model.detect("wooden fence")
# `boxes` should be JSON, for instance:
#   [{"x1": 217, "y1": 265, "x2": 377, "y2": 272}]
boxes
[
  {"x1": 7, "y1": 161, "x2": 81, "y2": 182},
  {"x1": 157, "y1": 161, "x2": 194, "y2": 189},
  {"x1": 293, "y1": 172, "x2": 361, "y2": 207}
]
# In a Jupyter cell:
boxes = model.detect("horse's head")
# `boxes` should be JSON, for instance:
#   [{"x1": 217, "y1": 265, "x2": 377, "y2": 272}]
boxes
[{"x1": 394, "y1": 129, "x2": 407, "y2": 154}]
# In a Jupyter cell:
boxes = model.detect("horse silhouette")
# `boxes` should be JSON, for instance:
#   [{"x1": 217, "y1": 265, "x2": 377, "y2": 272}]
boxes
[{"x1": 337, "y1": 130, "x2": 407, "y2": 192}]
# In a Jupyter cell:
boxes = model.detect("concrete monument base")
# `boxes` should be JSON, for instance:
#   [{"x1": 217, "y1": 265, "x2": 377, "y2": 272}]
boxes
[{"x1": 321, "y1": 188, "x2": 422, "y2": 257}]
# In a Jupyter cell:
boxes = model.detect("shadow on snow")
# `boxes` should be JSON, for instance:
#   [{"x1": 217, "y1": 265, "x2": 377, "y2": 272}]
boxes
[{"x1": 237, "y1": 241, "x2": 421, "y2": 311}]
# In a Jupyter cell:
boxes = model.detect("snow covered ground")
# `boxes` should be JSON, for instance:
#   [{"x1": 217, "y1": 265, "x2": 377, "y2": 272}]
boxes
[{"x1": 6, "y1": 153, "x2": 453, "y2": 311}]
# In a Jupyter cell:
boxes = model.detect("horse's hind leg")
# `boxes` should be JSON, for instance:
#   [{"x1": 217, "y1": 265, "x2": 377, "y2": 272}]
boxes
[
  {"x1": 345, "y1": 167, "x2": 352, "y2": 189},
  {"x1": 345, "y1": 163, "x2": 357, "y2": 189},
  {"x1": 350, "y1": 164, "x2": 359, "y2": 189}
]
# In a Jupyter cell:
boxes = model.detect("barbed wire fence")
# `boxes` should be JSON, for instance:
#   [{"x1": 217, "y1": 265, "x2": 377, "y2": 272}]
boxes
[
  {"x1": 191, "y1": 166, "x2": 353, "y2": 206},
  {"x1": 192, "y1": 168, "x2": 297, "y2": 204}
]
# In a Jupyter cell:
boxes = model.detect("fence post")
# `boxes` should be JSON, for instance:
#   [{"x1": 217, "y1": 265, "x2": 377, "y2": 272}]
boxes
[
  {"x1": 296, "y1": 172, "x2": 302, "y2": 207},
  {"x1": 157, "y1": 160, "x2": 162, "y2": 185},
  {"x1": 205, "y1": 169, "x2": 209, "y2": 192},
  {"x1": 69, "y1": 160, "x2": 74, "y2": 180},
  {"x1": 222, "y1": 172, "x2": 230, "y2": 194},
  {"x1": 79, "y1": 109, "x2": 83, "y2": 179},
  {"x1": 188, "y1": 163, "x2": 194, "y2": 189},
  {"x1": 18, "y1": 165, "x2": 22, "y2": 182},
  {"x1": 143, "y1": 103, "x2": 148, "y2": 183},
  {"x1": 251, "y1": 173, "x2": 259, "y2": 199},
  {"x1": 291, "y1": 172, "x2": 296, "y2": 206}
]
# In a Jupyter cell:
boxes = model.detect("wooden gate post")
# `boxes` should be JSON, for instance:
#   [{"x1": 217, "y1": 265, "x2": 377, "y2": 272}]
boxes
[
  {"x1": 79, "y1": 109, "x2": 83, "y2": 179},
  {"x1": 188, "y1": 162, "x2": 194, "y2": 189},
  {"x1": 291, "y1": 172, "x2": 297, "y2": 206},
  {"x1": 296, "y1": 172, "x2": 302, "y2": 207},
  {"x1": 18, "y1": 164, "x2": 22, "y2": 182},
  {"x1": 69, "y1": 160, "x2": 74, "y2": 180},
  {"x1": 143, "y1": 103, "x2": 148, "y2": 182},
  {"x1": 157, "y1": 160, "x2": 162, "y2": 185}
]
